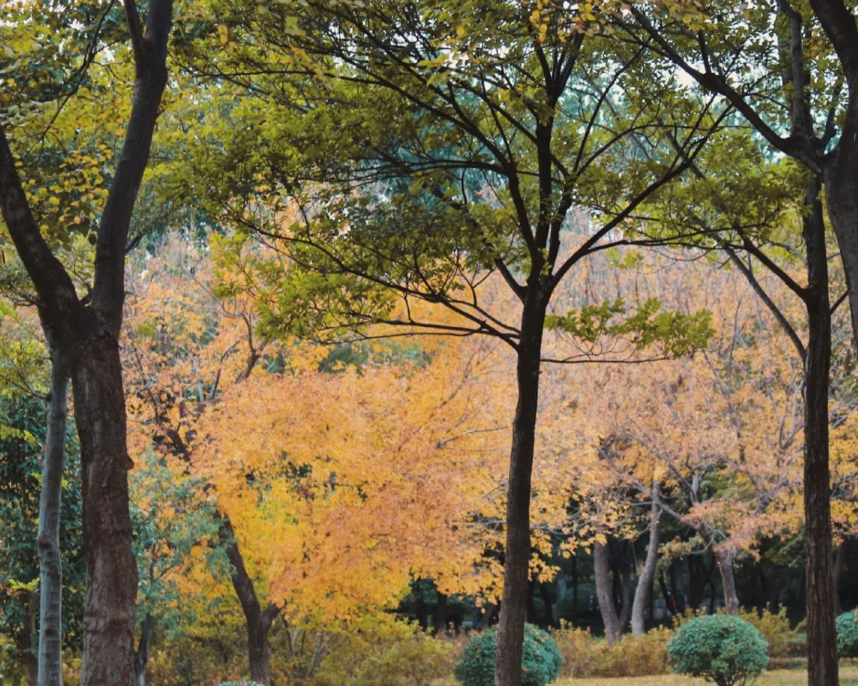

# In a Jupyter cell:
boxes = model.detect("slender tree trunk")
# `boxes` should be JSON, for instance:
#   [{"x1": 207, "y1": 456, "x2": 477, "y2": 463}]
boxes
[
  {"x1": 594, "y1": 540, "x2": 622, "y2": 645},
  {"x1": 36, "y1": 355, "x2": 68, "y2": 686},
  {"x1": 802, "y1": 174, "x2": 837, "y2": 686},
  {"x1": 632, "y1": 497, "x2": 661, "y2": 636},
  {"x1": 18, "y1": 590, "x2": 39, "y2": 686},
  {"x1": 571, "y1": 556, "x2": 578, "y2": 623},
  {"x1": 223, "y1": 517, "x2": 279, "y2": 683},
  {"x1": 495, "y1": 298, "x2": 546, "y2": 686},
  {"x1": 133, "y1": 613, "x2": 152, "y2": 686},
  {"x1": 833, "y1": 540, "x2": 847, "y2": 617},
  {"x1": 714, "y1": 549, "x2": 739, "y2": 616}
]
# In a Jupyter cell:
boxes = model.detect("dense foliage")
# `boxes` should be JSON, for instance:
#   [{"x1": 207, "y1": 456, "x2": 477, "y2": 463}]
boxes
[
  {"x1": 454, "y1": 624, "x2": 561, "y2": 686},
  {"x1": 668, "y1": 615, "x2": 769, "y2": 686},
  {"x1": 836, "y1": 611, "x2": 858, "y2": 658}
]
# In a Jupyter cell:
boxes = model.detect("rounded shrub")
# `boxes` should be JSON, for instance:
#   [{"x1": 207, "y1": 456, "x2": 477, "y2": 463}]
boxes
[
  {"x1": 454, "y1": 624, "x2": 561, "y2": 686},
  {"x1": 836, "y1": 611, "x2": 858, "y2": 658},
  {"x1": 667, "y1": 614, "x2": 769, "y2": 686}
]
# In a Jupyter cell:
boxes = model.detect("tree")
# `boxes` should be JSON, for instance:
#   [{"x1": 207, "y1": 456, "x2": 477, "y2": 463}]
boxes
[
  {"x1": 0, "y1": 317, "x2": 84, "y2": 686},
  {"x1": 175, "y1": 4, "x2": 718, "y2": 682},
  {"x1": 615, "y1": 5, "x2": 856, "y2": 681},
  {"x1": 0, "y1": 1, "x2": 173, "y2": 683},
  {"x1": 120, "y1": 234, "x2": 521, "y2": 682}
]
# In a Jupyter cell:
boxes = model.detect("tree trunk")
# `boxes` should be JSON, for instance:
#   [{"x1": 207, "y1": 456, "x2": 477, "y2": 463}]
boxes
[
  {"x1": 0, "y1": 3, "x2": 173, "y2": 684},
  {"x1": 223, "y1": 517, "x2": 279, "y2": 683},
  {"x1": 594, "y1": 540, "x2": 622, "y2": 645},
  {"x1": 495, "y1": 297, "x2": 546, "y2": 686},
  {"x1": 802, "y1": 173, "x2": 838, "y2": 686},
  {"x1": 539, "y1": 581, "x2": 555, "y2": 628},
  {"x1": 434, "y1": 592, "x2": 449, "y2": 635},
  {"x1": 74, "y1": 340, "x2": 139, "y2": 686},
  {"x1": 133, "y1": 613, "x2": 153, "y2": 686},
  {"x1": 833, "y1": 540, "x2": 847, "y2": 617},
  {"x1": 18, "y1": 590, "x2": 39, "y2": 686},
  {"x1": 714, "y1": 549, "x2": 739, "y2": 616},
  {"x1": 571, "y1": 556, "x2": 578, "y2": 622},
  {"x1": 668, "y1": 558, "x2": 686, "y2": 613},
  {"x1": 632, "y1": 497, "x2": 661, "y2": 636},
  {"x1": 37, "y1": 356, "x2": 68, "y2": 686}
]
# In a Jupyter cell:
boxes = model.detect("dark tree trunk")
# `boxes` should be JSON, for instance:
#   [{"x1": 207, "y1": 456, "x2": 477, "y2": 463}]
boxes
[
  {"x1": 539, "y1": 581, "x2": 555, "y2": 628},
  {"x1": 74, "y1": 337, "x2": 139, "y2": 685},
  {"x1": 668, "y1": 558, "x2": 686, "y2": 613},
  {"x1": 632, "y1": 497, "x2": 660, "y2": 636},
  {"x1": 0, "y1": 3, "x2": 172, "y2": 684},
  {"x1": 833, "y1": 540, "x2": 847, "y2": 617},
  {"x1": 37, "y1": 356, "x2": 68, "y2": 686},
  {"x1": 18, "y1": 590, "x2": 39, "y2": 686},
  {"x1": 495, "y1": 296, "x2": 547, "y2": 686},
  {"x1": 571, "y1": 556, "x2": 578, "y2": 622},
  {"x1": 434, "y1": 592, "x2": 449, "y2": 635},
  {"x1": 686, "y1": 554, "x2": 708, "y2": 610},
  {"x1": 594, "y1": 540, "x2": 622, "y2": 645},
  {"x1": 527, "y1": 579, "x2": 538, "y2": 624},
  {"x1": 802, "y1": 174, "x2": 838, "y2": 686},
  {"x1": 223, "y1": 517, "x2": 279, "y2": 683}
]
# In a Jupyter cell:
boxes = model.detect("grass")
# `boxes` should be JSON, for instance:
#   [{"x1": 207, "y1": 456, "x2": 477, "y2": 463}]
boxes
[
  {"x1": 558, "y1": 663, "x2": 858, "y2": 686},
  {"x1": 436, "y1": 662, "x2": 858, "y2": 686}
]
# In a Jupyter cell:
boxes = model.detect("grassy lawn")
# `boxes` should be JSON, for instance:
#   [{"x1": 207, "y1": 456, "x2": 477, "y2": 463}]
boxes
[
  {"x1": 436, "y1": 663, "x2": 858, "y2": 686},
  {"x1": 555, "y1": 664, "x2": 858, "y2": 686}
]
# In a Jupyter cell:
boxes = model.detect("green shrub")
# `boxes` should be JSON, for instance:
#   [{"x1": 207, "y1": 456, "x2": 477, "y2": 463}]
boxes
[
  {"x1": 668, "y1": 614, "x2": 769, "y2": 686},
  {"x1": 738, "y1": 607, "x2": 799, "y2": 658},
  {"x1": 836, "y1": 611, "x2": 858, "y2": 658},
  {"x1": 214, "y1": 682, "x2": 267, "y2": 686},
  {"x1": 454, "y1": 624, "x2": 561, "y2": 686}
]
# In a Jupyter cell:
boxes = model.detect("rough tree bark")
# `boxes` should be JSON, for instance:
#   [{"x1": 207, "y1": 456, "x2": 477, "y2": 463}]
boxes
[
  {"x1": 0, "y1": 2, "x2": 173, "y2": 683},
  {"x1": 495, "y1": 293, "x2": 547, "y2": 686},
  {"x1": 36, "y1": 354, "x2": 68, "y2": 686},
  {"x1": 802, "y1": 174, "x2": 837, "y2": 686}
]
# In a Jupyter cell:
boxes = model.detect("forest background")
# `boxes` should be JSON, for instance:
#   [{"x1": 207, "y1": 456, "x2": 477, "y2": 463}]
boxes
[{"x1": 3, "y1": 1, "x2": 858, "y2": 686}]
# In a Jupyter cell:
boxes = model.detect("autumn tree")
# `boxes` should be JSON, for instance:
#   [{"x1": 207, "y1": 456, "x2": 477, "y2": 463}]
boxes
[
  {"x1": 121, "y1": 234, "x2": 517, "y2": 682},
  {"x1": 172, "y1": 4, "x2": 725, "y2": 681},
  {"x1": 614, "y1": 4, "x2": 858, "y2": 682},
  {"x1": 0, "y1": 1, "x2": 173, "y2": 683}
]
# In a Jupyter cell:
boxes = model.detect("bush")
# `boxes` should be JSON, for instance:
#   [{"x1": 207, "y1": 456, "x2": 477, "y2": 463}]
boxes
[
  {"x1": 668, "y1": 614, "x2": 769, "y2": 686},
  {"x1": 836, "y1": 611, "x2": 858, "y2": 658},
  {"x1": 454, "y1": 624, "x2": 561, "y2": 686},
  {"x1": 738, "y1": 607, "x2": 800, "y2": 658},
  {"x1": 214, "y1": 682, "x2": 267, "y2": 686},
  {"x1": 311, "y1": 619, "x2": 453, "y2": 686},
  {"x1": 552, "y1": 624, "x2": 670, "y2": 679}
]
